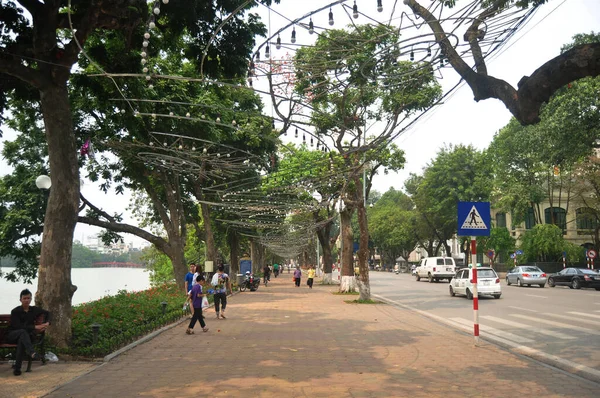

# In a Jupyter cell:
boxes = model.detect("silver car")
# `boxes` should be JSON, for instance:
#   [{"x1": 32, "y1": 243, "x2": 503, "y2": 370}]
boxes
[{"x1": 506, "y1": 266, "x2": 547, "y2": 288}]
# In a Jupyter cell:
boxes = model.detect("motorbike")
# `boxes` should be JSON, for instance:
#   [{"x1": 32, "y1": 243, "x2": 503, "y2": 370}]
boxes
[{"x1": 239, "y1": 274, "x2": 260, "y2": 292}]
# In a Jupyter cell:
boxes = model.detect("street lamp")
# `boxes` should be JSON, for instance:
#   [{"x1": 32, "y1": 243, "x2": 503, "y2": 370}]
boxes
[{"x1": 35, "y1": 175, "x2": 52, "y2": 190}]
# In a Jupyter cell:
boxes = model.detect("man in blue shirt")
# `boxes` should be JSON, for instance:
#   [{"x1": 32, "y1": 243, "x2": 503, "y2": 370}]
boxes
[{"x1": 184, "y1": 263, "x2": 196, "y2": 294}]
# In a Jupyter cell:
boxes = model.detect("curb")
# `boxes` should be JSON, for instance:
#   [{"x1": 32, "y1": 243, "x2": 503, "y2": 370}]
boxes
[{"x1": 373, "y1": 294, "x2": 600, "y2": 386}]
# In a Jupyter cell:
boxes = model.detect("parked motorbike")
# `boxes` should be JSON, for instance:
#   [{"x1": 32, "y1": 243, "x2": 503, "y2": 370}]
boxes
[{"x1": 239, "y1": 273, "x2": 260, "y2": 292}]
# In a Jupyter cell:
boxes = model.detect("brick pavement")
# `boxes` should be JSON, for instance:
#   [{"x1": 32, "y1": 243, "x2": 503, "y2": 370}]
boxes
[{"x1": 5, "y1": 275, "x2": 600, "y2": 397}]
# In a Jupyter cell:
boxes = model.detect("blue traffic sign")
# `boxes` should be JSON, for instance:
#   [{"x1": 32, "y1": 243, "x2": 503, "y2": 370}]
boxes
[
  {"x1": 516, "y1": 250, "x2": 523, "y2": 255},
  {"x1": 510, "y1": 253, "x2": 516, "y2": 259},
  {"x1": 457, "y1": 202, "x2": 491, "y2": 236}
]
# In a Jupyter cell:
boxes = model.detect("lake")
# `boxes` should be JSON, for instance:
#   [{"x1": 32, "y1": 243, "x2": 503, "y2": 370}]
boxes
[{"x1": 0, "y1": 268, "x2": 151, "y2": 313}]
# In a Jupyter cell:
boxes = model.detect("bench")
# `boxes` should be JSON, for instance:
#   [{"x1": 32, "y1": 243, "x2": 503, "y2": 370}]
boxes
[{"x1": 0, "y1": 314, "x2": 48, "y2": 372}]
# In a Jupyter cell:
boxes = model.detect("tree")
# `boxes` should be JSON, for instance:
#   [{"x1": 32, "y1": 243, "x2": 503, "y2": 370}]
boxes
[
  {"x1": 368, "y1": 188, "x2": 418, "y2": 267},
  {"x1": 404, "y1": 0, "x2": 600, "y2": 125},
  {"x1": 290, "y1": 24, "x2": 441, "y2": 297},
  {"x1": 409, "y1": 145, "x2": 493, "y2": 256},
  {"x1": 520, "y1": 224, "x2": 576, "y2": 262},
  {"x1": 0, "y1": 0, "x2": 276, "y2": 348},
  {"x1": 476, "y1": 227, "x2": 515, "y2": 264},
  {"x1": 488, "y1": 33, "x2": 600, "y2": 227}
]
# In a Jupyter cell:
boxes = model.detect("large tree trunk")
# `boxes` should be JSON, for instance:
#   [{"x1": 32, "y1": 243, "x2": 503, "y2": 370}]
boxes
[
  {"x1": 228, "y1": 230, "x2": 240, "y2": 276},
  {"x1": 250, "y1": 239, "x2": 264, "y2": 274},
  {"x1": 200, "y1": 202, "x2": 217, "y2": 264},
  {"x1": 36, "y1": 84, "x2": 79, "y2": 349},
  {"x1": 166, "y1": 241, "x2": 187, "y2": 289},
  {"x1": 339, "y1": 207, "x2": 356, "y2": 292},
  {"x1": 317, "y1": 226, "x2": 334, "y2": 284},
  {"x1": 355, "y1": 198, "x2": 371, "y2": 301}
]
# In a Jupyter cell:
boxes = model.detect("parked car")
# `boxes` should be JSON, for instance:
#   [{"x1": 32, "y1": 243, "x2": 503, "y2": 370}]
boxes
[
  {"x1": 506, "y1": 266, "x2": 547, "y2": 288},
  {"x1": 415, "y1": 257, "x2": 456, "y2": 283},
  {"x1": 449, "y1": 266, "x2": 501, "y2": 299},
  {"x1": 547, "y1": 268, "x2": 600, "y2": 290}
]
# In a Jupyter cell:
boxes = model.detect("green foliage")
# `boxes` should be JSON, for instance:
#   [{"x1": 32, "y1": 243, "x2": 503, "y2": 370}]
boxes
[
  {"x1": 476, "y1": 227, "x2": 516, "y2": 262},
  {"x1": 141, "y1": 246, "x2": 175, "y2": 286},
  {"x1": 368, "y1": 188, "x2": 417, "y2": 264},
  {"x1": 520, "y1": 224, "x2": 567, "y2": 262}
]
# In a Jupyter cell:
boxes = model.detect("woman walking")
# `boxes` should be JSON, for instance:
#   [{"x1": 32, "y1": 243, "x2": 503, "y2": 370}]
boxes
[
  {"x1": 307, "y1": 265, "x2": 315, "y2": 289},
  {"x1": 186, "y1": 275, "x2": 209, "y2": 334},
  {"x1": 293, "y1": 266, "x2": 302, "y2": 287}
]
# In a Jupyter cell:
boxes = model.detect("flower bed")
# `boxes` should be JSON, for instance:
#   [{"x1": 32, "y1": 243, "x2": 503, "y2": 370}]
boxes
[{"x1": 61, "y1": 283, "x2": 210, "y2": 357}]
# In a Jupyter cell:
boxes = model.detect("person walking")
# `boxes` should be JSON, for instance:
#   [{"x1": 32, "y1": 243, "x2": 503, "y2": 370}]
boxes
[
  {"x1": 186, "y1": 275, "x2": 209, "y2": 334},
  {"x1": 293, "y1": 266, "x2": 302, "y2": 287},
  {"x1": 307, "y1": 265, "x2": 316, "y2": 289},
  {"x1": 211, "y1": 265, "x2": 230, "y2": 319},
  {"x1": 6, "y1": 289, "x2": 50, "y2": 376},
  {"x1": 184, "y1": 263, "x2": 196, "y2": 294}
]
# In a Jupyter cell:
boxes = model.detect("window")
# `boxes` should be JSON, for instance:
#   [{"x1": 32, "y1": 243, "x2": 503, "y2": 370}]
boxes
[
  {"x1": 478, "y1": 269, "x2": 497, "y2": 278},
  {"x1": 445, "y1": 259, "x2": 453, "y2": 265},
  {"x1": 436, "y1": 259, "x2": 444, "y2": 265},
  {"x1": 566, "y1": 268, "x2": 576, "y2": 275},
  {"x1": 525, "y1": 207, "x2": 536, "y2": 230},
  {"x1": 576, "y1": 208, "x2": 598, "y2": 231},
  {"x1": 496, "y1": 212, "x2": 507, "y2": 228},
  {"x1": 545, "y1": 207, "x2": 566, "y2": 232}
]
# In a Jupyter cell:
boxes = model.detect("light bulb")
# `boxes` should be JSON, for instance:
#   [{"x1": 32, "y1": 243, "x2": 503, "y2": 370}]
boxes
[
  {"x1": 169, "y1": 111, "x2": 173, "y2": 116},
  {"x1": 276, "y1": 35, "x2": 281, "y2": 50},
  {"x1": 308, "y1": 18, "x2": 314, "y2": 34},
  {"x1": 186, "y1": 112, "x2": 191, "y2": 117},
  {"x1": 153, "y1": 7, "x2": 160, "y2": 15},
  {"x1": 143, "y1": 67, "x2": 148, "y2": 73},
  {"x1": 216, "y1": 116, "x2": 221, "y2": 123},
  {"x1": 353, "y1": 2, "x2": 359, "y2": 18},
  {"x1": 265, "y1": 44, "x2": 270, "y2": 59},
  {"x1": 328, "y1": 8, "x2": 334, "y2": 25},
  {"x1": 141, "y1": 59, "x2": 147, "y2": 65},
  {"x1": 142, "y1": 41, "x2": 149, "y2": 47},
  {"x1": 141, "y1": 51, "x2": 147, "y2": 58},
  {"x1": 377, "y1": 0, "x2": 383, "y2": 12},
  {"x1": 291, "y1": 27, "x2": 296, "y2": 43},
  {"x1": 148, "y1": 84, "x2": 153, "y2": 89},
  {"x1": 162, "y1": 0, "x2": 169, "y2": 4},
  {"x1": 144, "y1": 32, "x2": 150, "y2": 39},
  {"x1": 145, "y1": 75, "x2": 151, "y2": 81},
  {"x1": 149, "y1": 21, "x2": 156, "y2": 29}
]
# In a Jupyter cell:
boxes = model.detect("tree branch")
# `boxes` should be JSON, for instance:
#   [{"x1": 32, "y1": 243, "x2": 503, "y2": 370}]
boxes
[
  {"x1": 405, "y1": 0, "x2": 600, "y2": 125},
  {"x1": 0, "y1": 55, "x2": 47, "y2": 89},
  {"x1": 78, "y1": 216, "x2": 170, "y2": 253}
]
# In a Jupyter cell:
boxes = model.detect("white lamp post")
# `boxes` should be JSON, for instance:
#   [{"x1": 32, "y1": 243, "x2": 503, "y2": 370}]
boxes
[{"x1": 35, "y1": 175, "x2": 52, "y2": 190}]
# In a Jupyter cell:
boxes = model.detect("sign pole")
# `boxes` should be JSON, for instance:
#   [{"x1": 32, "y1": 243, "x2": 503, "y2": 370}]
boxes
[{"x1": 471, "y1": 237, "x2": 479, "y2": 345}]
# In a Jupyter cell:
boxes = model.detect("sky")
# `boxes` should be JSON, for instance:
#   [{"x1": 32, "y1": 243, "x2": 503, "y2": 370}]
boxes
[{"x1": 0, "y1": 0, "x2": 599, "y2": 248}]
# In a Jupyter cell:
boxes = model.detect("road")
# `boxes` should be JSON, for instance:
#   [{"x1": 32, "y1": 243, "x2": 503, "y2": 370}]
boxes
[{"x1": 369, "y1": 270, "x2": 600, "y2": 381}]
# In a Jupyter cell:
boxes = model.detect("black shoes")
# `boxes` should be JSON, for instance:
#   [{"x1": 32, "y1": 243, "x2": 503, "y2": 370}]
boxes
[{"x1": 13, "y1": 369, "x2": 22, "y2": 376}]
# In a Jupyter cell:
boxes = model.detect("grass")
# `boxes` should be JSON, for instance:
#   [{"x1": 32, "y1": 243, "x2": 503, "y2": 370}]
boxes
[
  {"x1": 332, "y1": 291, "x2": 359, "y2": 295},
  {"x1": 344, "y1": 299, "x2": 383, "y2": 304}
]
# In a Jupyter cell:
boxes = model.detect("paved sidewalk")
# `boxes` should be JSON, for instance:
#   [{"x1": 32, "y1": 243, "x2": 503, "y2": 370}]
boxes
[{"x1": 5, "y1": 276, "x2": 600, "y2": 397}]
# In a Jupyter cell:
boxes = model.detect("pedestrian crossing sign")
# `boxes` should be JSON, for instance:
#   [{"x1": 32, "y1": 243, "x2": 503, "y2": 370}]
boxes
[{"x1": 458, "y1": 201, "x2": 490, "y2": 236}]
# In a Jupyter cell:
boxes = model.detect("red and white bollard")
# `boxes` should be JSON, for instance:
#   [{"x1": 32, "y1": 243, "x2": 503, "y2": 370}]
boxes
[{"x1": 471, "y1": 238, "x2": 479, "y2": 345}]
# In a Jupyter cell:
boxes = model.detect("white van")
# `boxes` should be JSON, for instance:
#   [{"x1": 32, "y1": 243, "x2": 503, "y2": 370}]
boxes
[{"x1": 415, "y1": 257, "x2": 456, "y2": 283}]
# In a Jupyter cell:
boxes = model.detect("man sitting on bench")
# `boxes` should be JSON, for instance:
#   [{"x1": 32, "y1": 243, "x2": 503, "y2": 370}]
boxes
[{"x1": 6, "y1": 289, "x2": 50, "y2": 376}]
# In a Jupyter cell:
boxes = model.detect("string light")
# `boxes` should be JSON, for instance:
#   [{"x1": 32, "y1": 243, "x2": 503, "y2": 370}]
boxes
[
  {"x1": 308, "y1": 18, "x2": 314, "y2": 34},
  {"x1": 328, "y1": 8, "x2": 334, "y2": 26},
  {"x1": 291, "y1": 27, "x2": 296, "y2": 43},
  {"x1": 276, "y1": 35, "x2": 281, "y2": 50},
  {"x1": 353, "y1": 1, "x2": 359, "y2": 19},
  {"x1": 377, "y1": 0, "x2": 383, "y2": 13},
  {"x1": 265, "y1": 44, "x2": 270, "y2": 59}
]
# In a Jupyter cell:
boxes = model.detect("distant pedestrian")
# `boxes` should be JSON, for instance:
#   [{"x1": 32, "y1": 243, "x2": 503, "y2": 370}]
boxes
[
  {"x1": 184, "y1": 263, "x2": 196, "y2": 294},
  {"x1": 307, "y1": 265, "x2": 315, "y2": 289},
  {"x1": 187, "y1": 275, "x2": 209, "y2": 334},
  {"x1": 211, "y1": 265, "x2": 230, "y2": 319},
  {"x1": 293, "y1": 266, "x2": 302, "y2": 287}
]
